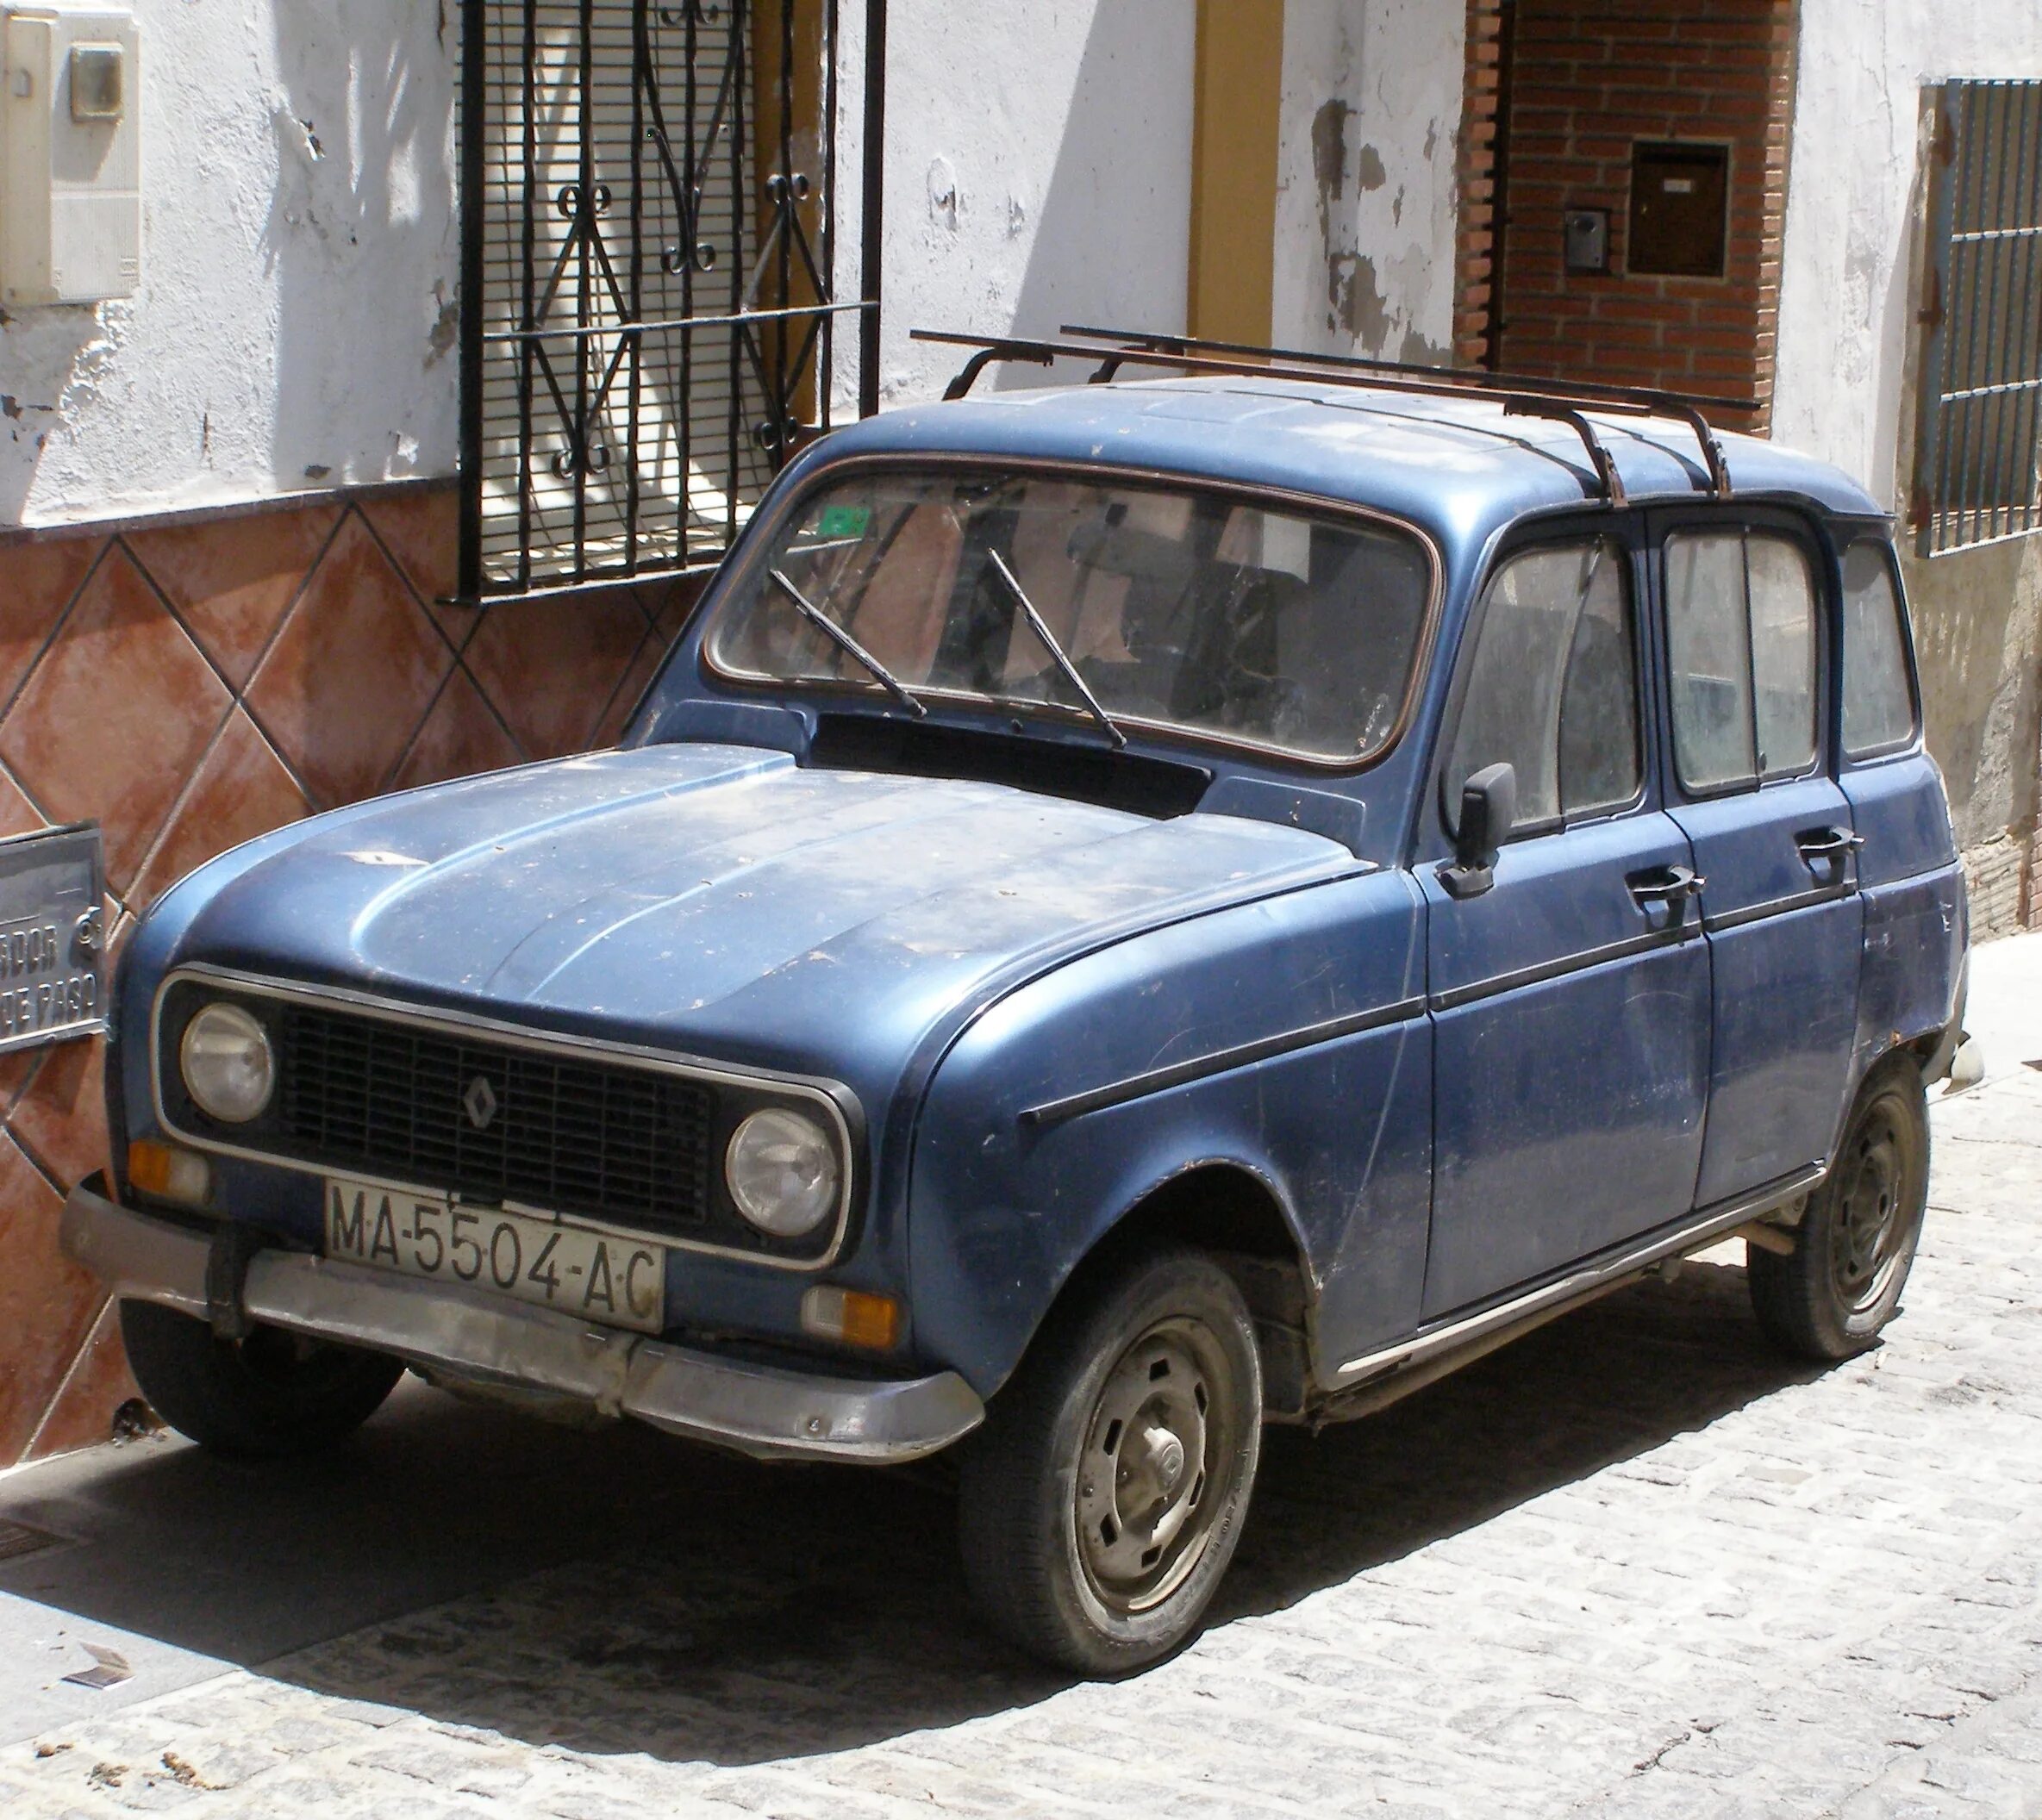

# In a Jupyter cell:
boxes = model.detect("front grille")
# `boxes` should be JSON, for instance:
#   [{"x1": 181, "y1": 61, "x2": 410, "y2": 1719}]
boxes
[{"x1": 276, "y1": 1006, "x2": 715, "y2": 1237}]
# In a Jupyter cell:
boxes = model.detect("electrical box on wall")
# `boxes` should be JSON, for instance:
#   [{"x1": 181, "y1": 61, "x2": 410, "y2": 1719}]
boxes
[{"x1": 0, "y1": 3, "x2": 141, "y2": 307}]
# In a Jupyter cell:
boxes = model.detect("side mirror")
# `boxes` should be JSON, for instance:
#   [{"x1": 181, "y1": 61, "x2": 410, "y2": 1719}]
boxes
[{"x1": 1443, "y1": 761, "x2": 1516, "y2": 900}]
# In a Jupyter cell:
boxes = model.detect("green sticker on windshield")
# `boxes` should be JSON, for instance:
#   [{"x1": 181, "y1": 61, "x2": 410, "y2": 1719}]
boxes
[{"x1": 816, "y1": 505, "x2": 871, "y2": 539}]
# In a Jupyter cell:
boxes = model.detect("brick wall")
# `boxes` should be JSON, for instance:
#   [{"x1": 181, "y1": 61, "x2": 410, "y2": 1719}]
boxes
[
  {"x1": 1456, "y1": 0, "x2": 1797, "y2": 427},
  {"x1": 0, "y1": 489, "x2": 696, "y2": 1468},
  {"x1": 1453, "y1": 0, "x2": 1507, "y2": 366}
]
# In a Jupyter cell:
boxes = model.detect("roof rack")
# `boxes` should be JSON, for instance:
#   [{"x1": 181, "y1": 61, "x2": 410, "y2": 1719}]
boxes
[{"x1": 909, "y1": 325, "x2": 1743, "y2": 503}]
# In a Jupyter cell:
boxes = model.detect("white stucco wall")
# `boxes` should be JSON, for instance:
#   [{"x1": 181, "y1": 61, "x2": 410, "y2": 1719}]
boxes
[
  {"x1": 1, "y1": 0, "x2": 1195, "y2": 527},
  {"x1": 1772, "y1": 0, "x2": 2042, "y2": 503},
  {"x1": 0, "y1": 0, "x2": 459, "y2": 528},
  {"x1": 1270, "y1": 0, "x2": 1463, "y2": 364},
  {"x1": 830, "y1": 0, "x2": 1196, "y2": 414}
]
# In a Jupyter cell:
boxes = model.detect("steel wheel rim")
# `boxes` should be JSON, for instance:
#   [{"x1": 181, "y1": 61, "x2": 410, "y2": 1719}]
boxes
[
  {"x1": 1829, "y1": 1095, "x2": 1916, "y2": 1314},
  {"x1": 1074, "y1": 1317, "x2": 1232, "y2": 1615}
]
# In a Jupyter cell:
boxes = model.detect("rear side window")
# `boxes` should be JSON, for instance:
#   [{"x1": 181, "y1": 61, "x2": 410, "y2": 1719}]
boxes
[
  {"x1": 1841, "y1": 543, "x2": 1917, "y2": 756},
  {"x1": 1664, "y1": 529, "x2": 1819, "y2": 791},
  {"x1": 1447, "y1": 539, "x2": 1640, "y2": 830}
]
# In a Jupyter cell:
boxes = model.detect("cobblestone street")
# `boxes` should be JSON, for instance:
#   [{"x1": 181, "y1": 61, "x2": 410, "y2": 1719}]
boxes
[{"x1": 2, "y1": 935, "x2": 2038, "y2": 1820}]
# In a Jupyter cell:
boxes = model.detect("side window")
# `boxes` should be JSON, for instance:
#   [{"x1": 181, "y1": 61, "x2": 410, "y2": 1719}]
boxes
[
  {"x1": 1840, "y1": 542, "x2": 1918, "y2": 756},
  {"x1": 1447, "y1": 539, "x2": 1640, "y2": 832},
  {"x1": 1664, "y1": 528, "x2": 1820, "y2": 791}
]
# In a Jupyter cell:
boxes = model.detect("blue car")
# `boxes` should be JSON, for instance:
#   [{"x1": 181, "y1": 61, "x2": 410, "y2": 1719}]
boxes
[{"x1": 65, "y1": 332, "x2": 1966, "y2": 1674}]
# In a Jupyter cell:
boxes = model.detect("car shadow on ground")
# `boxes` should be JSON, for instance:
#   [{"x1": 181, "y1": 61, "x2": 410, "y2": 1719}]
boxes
[{"x1": 1, "y1": 1258, "x2": 1827, "y2": 1764}]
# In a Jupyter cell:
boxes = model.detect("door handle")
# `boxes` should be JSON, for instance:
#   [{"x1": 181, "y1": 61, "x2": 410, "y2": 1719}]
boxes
[
  {"x1": 1795, "y1": 826, "x2": 1865, "y2": 869},
  {"x1": 1626, "y1": 863, "x2": 1705, "y2": 908}
]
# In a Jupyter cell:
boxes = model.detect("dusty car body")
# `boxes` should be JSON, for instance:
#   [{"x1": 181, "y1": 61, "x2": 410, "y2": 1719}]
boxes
[{"x1": 66, "y1": 337, "x2": 1966, "y2": 1671}]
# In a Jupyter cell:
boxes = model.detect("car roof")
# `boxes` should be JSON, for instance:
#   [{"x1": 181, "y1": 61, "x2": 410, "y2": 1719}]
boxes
[{"x1": 812, "y1": 374, "x2": 1888, "y2": 561}]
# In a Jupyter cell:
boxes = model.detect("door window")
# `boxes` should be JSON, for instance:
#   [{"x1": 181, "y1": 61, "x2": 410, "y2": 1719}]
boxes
[
  {"x1": 1664, "y1": 529, "x2": 1820, "y2": 791},
  {"x1": 1840, "y1": 543, "x2": 1918, "y2": 756},
  {"x1": 1446, "y1": 539, "x2": 1640, "y2": 831}
]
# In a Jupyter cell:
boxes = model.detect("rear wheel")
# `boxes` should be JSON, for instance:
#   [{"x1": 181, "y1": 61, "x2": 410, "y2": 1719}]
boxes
[
  {"x1": 1747, "y1": 1053, "x2": 1929, "y2": 1361},
  {"x1": 121, "y1": 1300, "x2": 404, "y2": 1459},
  {"x1": 957, "y1": 1249, "x2": 1262, "y2": 1676}
]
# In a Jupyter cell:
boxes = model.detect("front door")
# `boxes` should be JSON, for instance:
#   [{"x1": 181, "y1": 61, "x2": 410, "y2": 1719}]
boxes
[
  {"x1": 1650, "y1": 510, "x2": 1862, "y2": 1206},
  {"x1": 1421, "y1": 527, "x2": 1711, "y2": 1318}
]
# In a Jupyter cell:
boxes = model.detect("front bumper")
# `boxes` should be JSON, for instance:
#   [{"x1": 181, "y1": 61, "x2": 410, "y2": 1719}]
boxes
[{"x1": 60, "y1": 1179, "x2": 983, "y2": 1464}]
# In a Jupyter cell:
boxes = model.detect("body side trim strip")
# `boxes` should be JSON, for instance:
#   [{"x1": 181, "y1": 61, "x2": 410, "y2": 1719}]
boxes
[
  {"x1": 1702, "y1": 881, "x2": 1851, "y2": 934},
  {"x1": 1020, "y1": 994, "x2": 1427, "y2": 1130},
  {"x1": 1427, "y1": 923, "x2": 1695, "y2": 1014}
]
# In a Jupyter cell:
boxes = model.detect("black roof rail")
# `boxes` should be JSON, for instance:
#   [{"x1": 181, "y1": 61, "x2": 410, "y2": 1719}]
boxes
[
  {"x1": 1063, "y1": 323, "x2": 1744, "y2": 500},
  {"x1": 909, "y1": 326, "x2": 1743, "y2": 503}
]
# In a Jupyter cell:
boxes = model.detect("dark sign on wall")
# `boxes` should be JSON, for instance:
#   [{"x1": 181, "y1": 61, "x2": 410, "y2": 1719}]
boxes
[{"x1": 0, "y1": 824, "x2": 106, "y2": 1053}]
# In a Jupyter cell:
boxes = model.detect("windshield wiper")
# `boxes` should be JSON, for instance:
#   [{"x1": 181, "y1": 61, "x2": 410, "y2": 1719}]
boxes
[
  {"x1": 986, "y1": 549, "x2": 1127, "y2": 749},
  {"x1": 768, "y1": 567, "x2": 927, "y2": 719}
]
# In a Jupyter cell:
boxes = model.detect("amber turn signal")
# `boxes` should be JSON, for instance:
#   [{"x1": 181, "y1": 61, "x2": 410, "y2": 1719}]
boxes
[
  {"x1": 800, "y1": 1284, "x2": 902, "y2": 1350},
  {"x1": 127, "y1": 1139, "x2": 210, "y2": 1207}
]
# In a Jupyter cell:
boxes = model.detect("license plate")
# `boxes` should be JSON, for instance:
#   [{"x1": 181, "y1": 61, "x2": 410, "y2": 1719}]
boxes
[{"x1": 323, "y1": 1176, "x2": 665, "y2": 1335}]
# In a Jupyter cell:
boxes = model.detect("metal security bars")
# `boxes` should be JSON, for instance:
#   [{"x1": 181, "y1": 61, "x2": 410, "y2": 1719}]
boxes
[
  {"x1": 457, "y1": 1, "x2": 877, "y2": 601},
  {"x1": 1914, "y1": 79, "x2": 2042, "y2": 558}
]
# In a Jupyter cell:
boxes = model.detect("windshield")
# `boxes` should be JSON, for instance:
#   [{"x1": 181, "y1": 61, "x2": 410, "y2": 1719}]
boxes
[{"x1": 706, "y1": 468, "x2": 1435, "y2": 764}]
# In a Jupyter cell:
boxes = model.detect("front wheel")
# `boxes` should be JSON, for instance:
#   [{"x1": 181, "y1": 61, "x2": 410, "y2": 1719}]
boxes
[
  {"x1": 121, "y1": 1300, "x2": 405, "y2": 1459},
  {"x1": 958, "y1": 1248, "x2": 1262, "y2": 1675},
  {"x1": 1747, "y1": 1052, "x2": 1930, "y2": 1361}
]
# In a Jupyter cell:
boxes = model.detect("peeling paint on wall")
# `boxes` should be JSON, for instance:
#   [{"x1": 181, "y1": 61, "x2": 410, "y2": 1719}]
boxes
[{"x1": 1272, "y1": 0, "x2": 1462, "y2": 364}]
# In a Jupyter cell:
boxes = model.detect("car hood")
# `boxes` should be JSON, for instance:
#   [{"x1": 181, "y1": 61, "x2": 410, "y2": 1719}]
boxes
[{"x1": 164, "y1": 744, "x2": 1358, "y2": 1088}]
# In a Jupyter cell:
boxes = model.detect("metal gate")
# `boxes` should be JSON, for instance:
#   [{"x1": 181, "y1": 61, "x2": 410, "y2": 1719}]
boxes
[{"x1": 458, "y1": 0, "x2": 882, "y2": 601}]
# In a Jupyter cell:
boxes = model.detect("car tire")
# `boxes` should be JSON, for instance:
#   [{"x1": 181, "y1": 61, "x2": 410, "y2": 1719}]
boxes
[
  {"x1": 120, "y1": 1300, "x2": 405, "y2": 1460},
  {"x1": 957, "y1": 1247, "x2": 1262, "y2": 1677},
  {"x1": 1746, "y1": 1052, "x2": 1930, "y2": 1362}
]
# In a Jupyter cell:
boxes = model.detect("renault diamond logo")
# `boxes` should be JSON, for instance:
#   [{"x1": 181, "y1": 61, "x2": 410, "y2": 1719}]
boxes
[{"x1": 462, "y1": 1075, "x2": 499, "y2": 1131}]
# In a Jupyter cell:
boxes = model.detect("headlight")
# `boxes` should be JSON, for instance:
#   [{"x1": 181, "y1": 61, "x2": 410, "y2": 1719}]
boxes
[
  {"x1": 179, "y1": 1002, "x2": 275, "y2": 1124},
  {"x1": 725, "y1": 1107, "x2": 840, "y2": 1239}
]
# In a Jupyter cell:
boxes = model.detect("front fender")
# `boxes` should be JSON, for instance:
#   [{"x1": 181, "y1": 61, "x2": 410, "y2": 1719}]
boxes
[{"x1": 908, "y1": 869, "x2": 1431, "y2": 1399}]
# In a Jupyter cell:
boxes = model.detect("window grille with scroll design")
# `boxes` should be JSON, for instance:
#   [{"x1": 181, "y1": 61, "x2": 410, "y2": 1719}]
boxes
[
  {"x1": 1913, "y1": 78, "x2": 2042, "y2": 558},
  {"x1": 458, "y1": 0, "x2": 873, "y2": 601}
]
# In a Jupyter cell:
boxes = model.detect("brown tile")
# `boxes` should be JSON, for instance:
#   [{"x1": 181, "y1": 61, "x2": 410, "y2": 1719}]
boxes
[
  {"x1": 391, "y1": 665, "x2": 527, "y2": 789},
  {"x1": 0, "y1": 1049, "x2": 45, "y2": 1115},
  {"x1": 464, "y1": 585, "x2": 650, "y2": 759},
  {"x1": 0, "y1": 544, "x2": 232, "y2": 892},
  {"x1": 23, "y1": 1296, "x2": 141, "y2": 1462},
  {"x1": 359, "y1": 486, "x2": 459, "y2": 627},
  {"x1": 0, "y1": 761, "x2": 47, "y2": 838},
  {"x1": 0, "y1": 1130, "x2": 99, "y2": 1465},
  {"x1": 592, "y1": 626, "x2": 669, "y2": 748},
  {"x1": 125, "y1": 503, "x2": 341, "y2": 689},
  {"x1": 8, "y1": 1034, "x2": 109, "y2": 1188},
  {"x1": 131, "y1": 710, "x2": 312, "y2": 908},
  {"x1": 245, "y1": 514, "x2": 453, "y2": 807},
  {"x1": 0, "y1": 534, "x2": 102, "y2": 707},
  {"x1": 647, "y1": 572, "x2": 709, "y2": 642}
]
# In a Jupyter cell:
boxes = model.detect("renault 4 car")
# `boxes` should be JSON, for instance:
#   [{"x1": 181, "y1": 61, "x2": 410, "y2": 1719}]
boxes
[{"x1": 64, "y1": 329, "x2": 1967, "y2": 1674}]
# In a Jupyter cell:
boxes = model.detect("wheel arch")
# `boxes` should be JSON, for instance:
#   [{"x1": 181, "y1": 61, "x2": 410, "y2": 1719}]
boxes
[{"x1": 1019, "y1": 1157, "x2": 1318, "y2": 1420}]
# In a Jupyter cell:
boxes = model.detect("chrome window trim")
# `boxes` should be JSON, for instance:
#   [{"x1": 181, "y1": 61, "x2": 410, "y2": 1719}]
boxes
[
  {"x1": 698, "y1": 450, "x2": 1447, "y2": 776},
  {"x1": 147, "y1": 963, "x2": 863, "y2": 1275}
]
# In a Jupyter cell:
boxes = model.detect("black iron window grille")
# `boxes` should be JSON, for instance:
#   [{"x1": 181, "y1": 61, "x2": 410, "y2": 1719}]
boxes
[
  {"x1": 1913, "y1": 78, "x2": 2042, "y2": 558},
  {"x1": 458, "y1": 0, "x2": 884, "y2": 601}
]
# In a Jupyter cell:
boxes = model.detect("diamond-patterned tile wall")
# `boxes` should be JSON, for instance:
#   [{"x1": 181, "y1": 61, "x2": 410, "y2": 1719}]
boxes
[{"x1": 0, "y1": 483, "x2": 698, "y2": 1467}]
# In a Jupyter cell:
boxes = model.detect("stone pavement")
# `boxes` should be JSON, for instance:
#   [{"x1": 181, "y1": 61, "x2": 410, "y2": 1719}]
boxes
[{"x1": 1, "y1": 935, "x2": 2039, "y2": 1819}]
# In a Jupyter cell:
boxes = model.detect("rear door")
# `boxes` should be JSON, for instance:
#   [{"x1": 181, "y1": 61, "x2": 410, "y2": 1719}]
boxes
[
  {"x1": 1649, "y1": 508, "x2": 1862, "y2": 1206},
  {"x1": 1420, "y1": 521, "x2": 1711, "y2": 1318},
  {"x1": 1833, "y1": 532, "x2": 1964, "y2": 1088}
]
